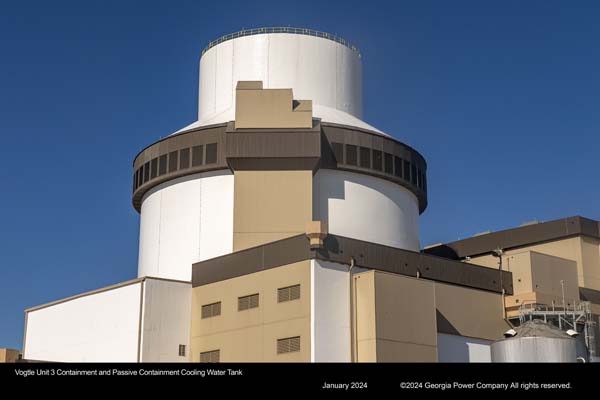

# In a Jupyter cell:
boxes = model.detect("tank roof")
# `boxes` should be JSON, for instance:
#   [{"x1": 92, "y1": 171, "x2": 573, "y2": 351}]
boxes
[
  {"x1": 202, "y1": 27, "x2": 360, "y2": 57},
  {"x1": 508, "y1": 320, "x2": 572, "y2": 339}
]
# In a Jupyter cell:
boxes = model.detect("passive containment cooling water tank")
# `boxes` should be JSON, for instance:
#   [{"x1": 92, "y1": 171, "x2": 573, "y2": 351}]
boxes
[{"x1": 133, "y1": 28, "x2": 426, "y2": 281}]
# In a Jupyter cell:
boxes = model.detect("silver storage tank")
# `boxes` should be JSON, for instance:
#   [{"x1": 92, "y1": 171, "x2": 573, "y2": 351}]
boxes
[{"x1": 491, "y1": 320, "x2": 576, "y2": 362}]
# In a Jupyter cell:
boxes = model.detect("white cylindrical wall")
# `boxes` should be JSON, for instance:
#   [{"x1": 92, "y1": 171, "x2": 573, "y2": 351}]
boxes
[
  {"x1": 198, "y1": 33, "x2": 362, "y2": 126},
  {"x1": 313, "y1": 169, "x2": 420, "y2": 251},
  {"x1": 138, "y1": 171, "x2": 234, "y2": 281},
  {"x1": 491, "y1": 337, "x2": 576, "y2": 362}
]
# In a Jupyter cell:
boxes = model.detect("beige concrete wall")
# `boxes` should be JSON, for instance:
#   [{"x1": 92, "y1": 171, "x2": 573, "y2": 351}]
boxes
[
  {"x1": 235, "y1": 86, "x2": 312, "y2": 129},
  {"x1": 190, "y1": 261, "x2": 311, "y2": 362},
  {"x1": 353, "y1": 271, "x2": 377, "y2": 362},
  {"x1": 374, "y1": 272, "x2": 438, "y2": 362},
  {"x1": 504, "y1": 252, "x2": 534, "y2": 294},
  {"x1": 233, "y1": 171, "x2": 313, "y2": 250},
  {"x1": 469, "y1": 236, "x2": 600, "y2": 291},
  {"x1": 495, "y1": 251, "x2": 579, "y2": 311},
  {"x1": 581, "y1": 237, "x2": 600, "y2": 290},
  {"x1": 530, "y1": 251, "x2": 579, "y2": 305},
  {"x1": 353, "y1": 271, "x2": 438, "y2": 362},
  {"x1": 0, "y1": 348, "x2": 19, "y2": 363},
  {"x1": 191, "y1": 259, "x2": 510, "y2": 362},
  {"x1": 353, "y1": 270, "x2": 508, "y2": 361},
  {"x1": 435, "y1": 283, "x2": 509, "y2": 341}
]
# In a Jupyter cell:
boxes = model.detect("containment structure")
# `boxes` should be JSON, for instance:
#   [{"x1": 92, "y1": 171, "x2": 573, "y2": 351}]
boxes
[
  {"x1": 133, "y1": 28, "x2": 428, "y2": 281},
  {"x1": 491, "y1": 320, "x2": 576, "y2": 362}
]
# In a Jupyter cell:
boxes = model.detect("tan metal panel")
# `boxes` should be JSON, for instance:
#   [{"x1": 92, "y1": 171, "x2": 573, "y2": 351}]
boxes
[
  {"x1": 374, "y1": 272, "x2": 437, "y2": 348},
  {"x1": 190, "y1": 260, "x2": 310, "y2": 362},
  {"x1": 233, "y1": 170, "x2": 313, "y2": 251},
  {"x1": 435, "y1": 283, "x2": 509, "y2": 341},
  {"x1": 353, "y1": 271, "x2": 377, "y2": 362},
  {"x1": 376, "y1": 340, "x2": 437, "y2": 362}
]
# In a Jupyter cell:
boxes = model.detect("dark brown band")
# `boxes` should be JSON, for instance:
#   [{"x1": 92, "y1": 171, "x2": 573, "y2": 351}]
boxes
[
  {"x1": 191, "y1": 233, "x2": 513, "y2": 295},
  {"x1": 132, "y1": 122, "x2": 428, "y2": 213},
  {"x1": 425, "y1": 216, "x2": 600, "y2": 259}
]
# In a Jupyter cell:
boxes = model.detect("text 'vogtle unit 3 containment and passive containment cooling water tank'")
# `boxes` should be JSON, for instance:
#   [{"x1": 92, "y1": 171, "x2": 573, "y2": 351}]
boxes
[{"x1": 132, "y1": 28, "x2": 427, "y2": 281}]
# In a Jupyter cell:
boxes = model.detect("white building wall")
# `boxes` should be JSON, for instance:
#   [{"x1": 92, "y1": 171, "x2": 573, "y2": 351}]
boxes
[
  {"x1": 437, "y1": 333, "x2": 492, "y2": 362},
  {"x1": 138, "y1": 170, "x2": 234, "y2": 281},
  {"x1": 313, "y1": 169, "x2": 420, "y2": 251},
  {"x1": 196, "y1": 33, "x2": 367, "y2": 130},
  {"x1": 139, "y1": 279, "x2": 191, "y2": 362},
  {"x1": 23, "y1": 278, "x2": 192, "y2": 362},
  {"x1": 24, "y1": 282, "x2": 142, "y2": 362},
  {"x1": 310, "y1": 259, "x2": 352, "y2": 362}
]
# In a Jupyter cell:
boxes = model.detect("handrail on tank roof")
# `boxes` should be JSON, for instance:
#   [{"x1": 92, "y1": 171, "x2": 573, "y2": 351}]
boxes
[{"x1": 201, "y1": 27, "x2": 361, "y2": 57}]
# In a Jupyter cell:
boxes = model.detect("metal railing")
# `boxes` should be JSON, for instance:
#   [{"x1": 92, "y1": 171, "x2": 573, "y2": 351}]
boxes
[
  {"x1": 201, "y1": 27, "x2": 361, "y2": 57},
  {"x1": 513, "y1": 300, "x2": 596, "y2": 359}
]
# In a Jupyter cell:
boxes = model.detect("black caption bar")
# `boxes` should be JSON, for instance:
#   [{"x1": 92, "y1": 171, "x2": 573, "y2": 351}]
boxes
[{"x1": 1, "y1": 363, "x2": 597, "y2": 393}]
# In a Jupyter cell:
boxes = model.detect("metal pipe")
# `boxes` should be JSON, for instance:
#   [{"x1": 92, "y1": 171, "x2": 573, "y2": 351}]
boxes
[{"x1": 349, "y1": 257, "x2": 356, "y2": 362}]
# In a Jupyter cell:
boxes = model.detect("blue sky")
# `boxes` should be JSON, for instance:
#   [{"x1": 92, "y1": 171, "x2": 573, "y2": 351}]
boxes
[{"x1": 1, "y1": 0, "x2": 598, "y2": 349}]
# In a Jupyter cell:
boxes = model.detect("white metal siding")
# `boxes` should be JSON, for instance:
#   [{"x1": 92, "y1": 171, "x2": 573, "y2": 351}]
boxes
[
  {"x1": 24, "y1": 282, "x2": 142, "y2": 362},
  {"x1": 197, "y1": 33, "x2": 364, "y2": 129},
  {"x1": 437, "y1": 333, "x2": 492, "y2": 362},
  {"x1": 139, "y1": 279, "x2": 192, "y2": 362},
  {"x1": 313, "y1": 169, "x2": 420, "y2": 251},
  {"x1": 138, "y1": 170, "x2": 234, "y2": 281},
  {"x1": 311, "y1": 260, "x2": 354, "y2": 362}
]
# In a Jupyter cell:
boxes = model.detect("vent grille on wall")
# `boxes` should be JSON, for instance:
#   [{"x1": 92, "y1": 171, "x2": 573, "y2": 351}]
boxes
[
  {"x1": 200, "y1": 350, "x2": 220, "y2": 363},
  {"x1": 238, "y1": 294, "x2": 259, "y2": 311},
  {"x1": 278, "y1": 285, "x2": 301, "y2": 303},
  {"x1": 201, "y1": 302, "x2": 222, "y2": 319},
  {"x1": 277, "y1": 336, "x2": 301, "y2": 354}
]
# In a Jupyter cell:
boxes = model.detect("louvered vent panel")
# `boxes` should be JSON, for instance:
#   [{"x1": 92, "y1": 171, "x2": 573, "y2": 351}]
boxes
[
  {"x1": 277, "y1": 337, "x2": 301, "y2": 354},
  {"x1": 278, "y1": 287, "x2": 290, "y2": 303},
  {"x1": 278, "y1": 285, "x2": 300, "y2": 303},
  {"x1": 289, "y1": 285, "x2": 300, "y2": 301},
  {"x1": 238, "y1": 294, "x2": 258, "y2": 311},
  {"x1": 200, "y1": 350, "x2": 220, "y2": 363},
  {"x1": 202, "y1": 302, "x2": 221, "y2": 318}
]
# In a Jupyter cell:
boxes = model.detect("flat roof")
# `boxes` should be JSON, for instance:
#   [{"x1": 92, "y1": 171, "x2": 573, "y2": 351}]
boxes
[
  {"x1": 192, "y1": 234, "x2": 513, "y2": 295},
  {"x1": 423, "y1": 216, "x2": 600, "y2": 260},
  {"x1": 25, "y1": 276, "x2": 190, "y2": 313}
]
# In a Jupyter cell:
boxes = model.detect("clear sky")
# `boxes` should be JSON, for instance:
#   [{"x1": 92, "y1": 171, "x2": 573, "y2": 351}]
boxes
[{"x1": 1, "y1": 0, "x2": 598, "y2": 350}]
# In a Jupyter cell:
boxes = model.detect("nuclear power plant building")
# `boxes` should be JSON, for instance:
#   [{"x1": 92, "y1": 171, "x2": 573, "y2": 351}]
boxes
[{"x1": 16, "y1": 28, "x2": 600, "y2": 363}]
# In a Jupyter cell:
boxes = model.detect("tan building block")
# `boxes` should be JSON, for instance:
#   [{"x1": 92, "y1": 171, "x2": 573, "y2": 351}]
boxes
[
  {"x1": 374, "y1": 272, "x2": 437, "y2": 362},
  {"x1": 190, "y1": 260, "x2": 311, "y2": 362},
  {"x1": 581, "y1": 237, "x2": 600, "y2": 290},
  {"x1": 435, "y1": 282, "x2": 508, "y2": 341},
  {"x1": 353, "y1": 271, "x2": 377, "y2": 362},
  {"x1": 477, "y1": 250, "x2": 579, "y2": 314},
  {"x1": 470, "y1": 237, "x2": 600, "y2": 291},
  {"x1": 233, "y1": 170, "x2": 313, "y2": 250},
  {"x1": 353, "y1": 271, "x2": 438, "y2": 362},
  {"x1": 235, "y1": 81, "x2": 312, "y2": 129},
  {"x1": 374, "y1": 272, "x2": 437, "y2": 347},
  {"x1": 376, "y1": 341, "x2": 438, "y2": 363},
  {"x1": 0, "y1": 348, "x2": 19, "y2": 363},
  {"x1": 530, "y1": 251, "x2": 578, "y2": 304}
]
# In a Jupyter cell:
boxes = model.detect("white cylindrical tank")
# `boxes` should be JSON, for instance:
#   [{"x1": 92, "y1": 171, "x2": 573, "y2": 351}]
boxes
[
  {"x1": 313, "y1": 169, "x2": 420, "y2": 251},
  {"x1": 491, "y1": 320, "x2": 576, "y2": 362},
  {"x1": 136, "y1": 28, "x2": 424, "y2": 281},
  {"x1": 138, "y1": 171, "x2": 234, "y2": 281},
  {"x1": 196, "y1": 28, "x2": 371, "y2": 130}
]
